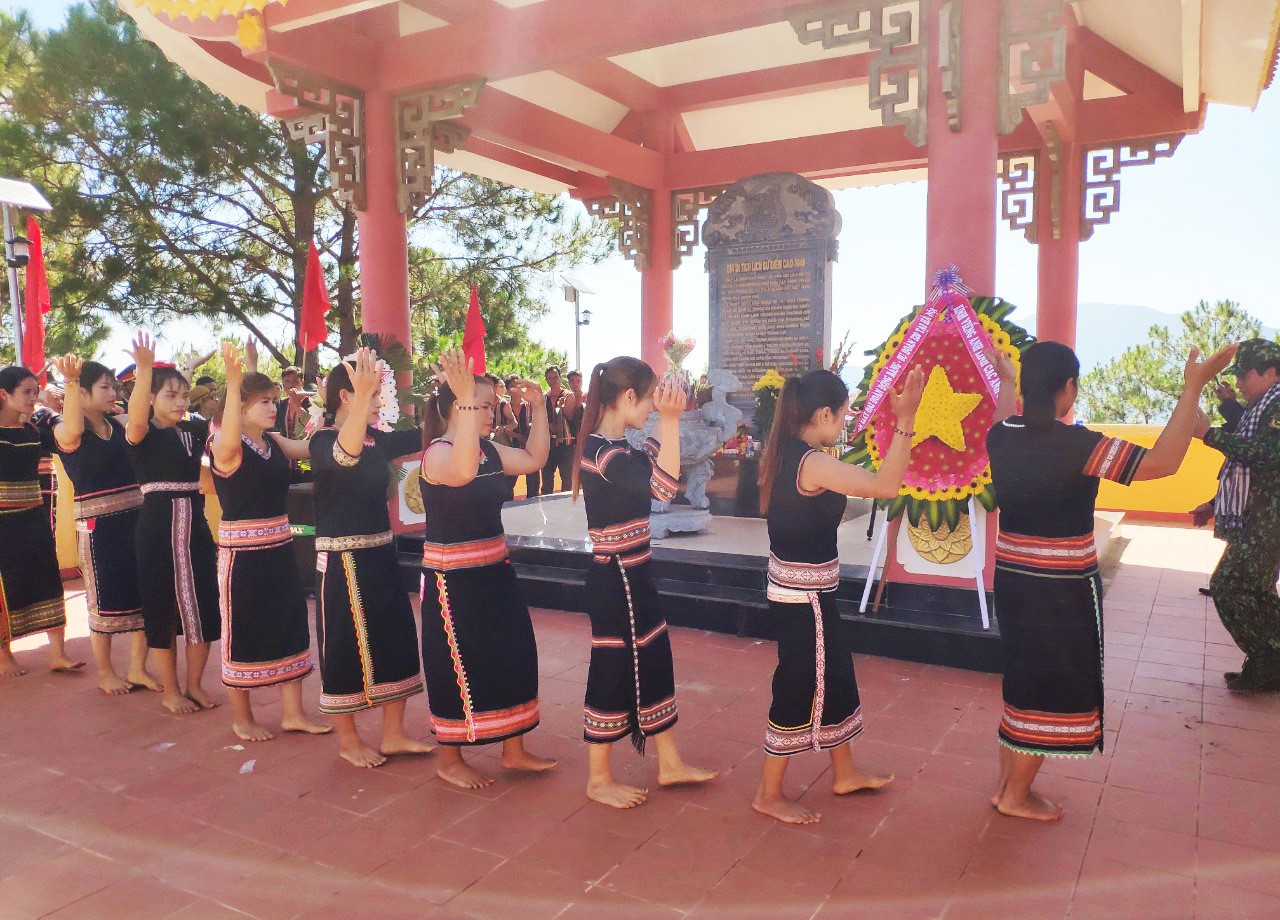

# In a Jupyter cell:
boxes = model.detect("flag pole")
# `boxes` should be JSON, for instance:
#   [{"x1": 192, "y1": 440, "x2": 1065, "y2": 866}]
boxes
[{"x1": 2, "y1": 204, "x2": 22, "y2": 365}]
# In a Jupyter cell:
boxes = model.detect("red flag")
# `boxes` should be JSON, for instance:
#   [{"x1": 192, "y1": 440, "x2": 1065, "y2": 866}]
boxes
[
  {"x1": 22, "y1": 216, "x2": 50, "y2": 383},
  {"x1": 462, "y1": 284, "x2": 487, "y2": 374},
  {"x1": 299, "y1": 240, "x2": 331, "y2": 352}
]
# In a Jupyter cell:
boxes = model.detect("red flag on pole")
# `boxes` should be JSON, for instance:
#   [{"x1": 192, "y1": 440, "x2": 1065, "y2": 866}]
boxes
[
  {"x1": 462, "y1": 283, "x2": 487, "y2": 374},
  {"x1": 22, "y1": 216, "x2": 50, "y2": 383},
  {"x1": 299, "y1": 240, "x2": 331, "y2": 353}
]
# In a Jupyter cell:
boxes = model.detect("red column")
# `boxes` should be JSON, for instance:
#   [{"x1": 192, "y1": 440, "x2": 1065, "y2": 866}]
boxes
[
  {"x1": 640, "y1": 190, "x2": 674, "y2": 374},
  {"x1": 1034, "y1": 22, "x2": 1084, "y2": 348},
  {"x1": 356, "y1": 90, "x2": 412, "y2": 353},
  {"x1": 923, "y1": 0, "x2": 999, "y2": 292}
]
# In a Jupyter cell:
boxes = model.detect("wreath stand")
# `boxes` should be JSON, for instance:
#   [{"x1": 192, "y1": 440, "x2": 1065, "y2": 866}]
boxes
[{"x1": 860, "y1": 495, "x2": 990, "y2": 630}]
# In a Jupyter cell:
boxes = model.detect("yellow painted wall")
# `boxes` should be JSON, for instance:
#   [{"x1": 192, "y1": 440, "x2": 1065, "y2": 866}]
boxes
[{"x1": 1093, "y1": 424, "x2": 1222, "y2": 518}]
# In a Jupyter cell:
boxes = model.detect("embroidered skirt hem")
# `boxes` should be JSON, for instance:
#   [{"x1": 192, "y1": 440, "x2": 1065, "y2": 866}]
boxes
[{"x1": 0, "y1": 506, "x2": 67, "y2": 642}]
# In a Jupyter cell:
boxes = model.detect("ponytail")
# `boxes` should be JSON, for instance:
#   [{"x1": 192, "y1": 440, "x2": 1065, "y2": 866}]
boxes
[
  {"x1": 1019, "y1": 341, "x2": 1079, "y2": 428},
  {"x1": 758, "y1": 369, "x2": 849, "y2": 514},
  {"x1": 572, "y1": 357, "x2": 656, "y2": 500}
]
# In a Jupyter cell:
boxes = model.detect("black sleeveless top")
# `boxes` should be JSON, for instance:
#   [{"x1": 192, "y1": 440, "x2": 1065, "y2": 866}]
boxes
[
  {"x1": 580, "y1": 433, "x2": 679, "y2": 566},
  {"x1": 766, "y1": 438, "x2": 846, "y2": 592},
  {"x1": 126, "y1": 418, "x2": 209, "y2": 497},
  {"x1": 309, "y1": 426, "x2": 420, "y2": 538},
  {"x1": 210, "y1": 434, "x2": 291, "y2": 522},
  {"x1": 57, "y1": 417, "x2": 137, "y2": 496},
  {"x1": 421, "y1": 438, "x2": 509, "y2": 545}
]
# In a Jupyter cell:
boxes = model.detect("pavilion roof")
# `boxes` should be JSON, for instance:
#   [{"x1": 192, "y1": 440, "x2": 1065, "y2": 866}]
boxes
[{"x1": 119, "y1": 0, "x2": 1280, "y2": 197}]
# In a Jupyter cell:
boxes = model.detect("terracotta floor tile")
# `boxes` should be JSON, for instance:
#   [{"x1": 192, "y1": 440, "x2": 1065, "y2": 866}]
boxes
[
  {"x1": 433, "y1": 800, "x2": 560, "y2": 858},
  {"x1": 1198, "y1": 801, "x2": 1280, "y2": 854},
  {"x1": 307, "y1": 879, "x2": 438, "y2": 920},
  {"x1": 208, "y1": 854, "x2": 351, "y2": 920},
  {"x1": 42, "y1": 874, "x2": 198, "y2": 920},
  {"x1": 686, "y1": 862, "x2": 830, "y2": 920},
  {"x1": 1096, "y1": 784, "x2": 1199, "y2": 836},
  {"x1": 1085, "y1": 817, "x2": 1198, "y2": 877},
  {"x1": 599, "y1": 841, "x2": 737, "y2": 911},
  {"x1": 737, "y1": 824, "x2": 858, "y2": 891},
  {"x1": 1197, "y1": 838, "x2": 1280, "y2": 899},
  {"x1": 943, "y1": 870, "x2": 1073, "y2": 920},
  {"x1": 1196, "y1": 881, "x2": 1280, "y2": 920},
  {"x1": 0, "y1": 850, "x2": 119, "y2": 920},
  {"x1": 515, "y1": 825, "x2": 640, "y2": 884},
  {"x1": 369, "y1": 837, "x2": 503, "y2": 905},
  {"x1": 557, "y1": 885, "x2": 683, "y2": 920},
  {"x1": 447, "y1": 861, "x2": 586, "y2": 920}
]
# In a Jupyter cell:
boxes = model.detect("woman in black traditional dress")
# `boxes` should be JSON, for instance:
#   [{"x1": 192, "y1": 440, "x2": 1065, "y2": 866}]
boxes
[
  {"x1": 310, "y1": 348, "x2": 432, "y2": 769},
  {"x1": 419, "y1": 349, "x2": 555, "y2": 789},
  {"x1": 572, "y1": 357, "x2": 717, "y2": 810},
  {"x1": 0, "y1": 366, "x2": 80, "y2": 677},
  {"x1": 752, "y1": 367, "x2": 923, "y2": 825},
  {"x1": 986, "y1": 341, "x2": 1233, "y2": 820},
  {"x1": 48, "y1": 355, "x2": 158, "y2": 695},
  {"x1": 208, "y1": 343, "x2": 330, "y2": 743},
  {"x1": 123, "y1": 333, "x2": 221, "y2": 715}
]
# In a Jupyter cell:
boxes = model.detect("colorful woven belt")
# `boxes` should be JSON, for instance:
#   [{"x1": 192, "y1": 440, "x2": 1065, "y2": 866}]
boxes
[
  {"x1": 74, "y1": 486, "x2": 143, "y2": 520},
  {"x1": 315, "y1": 530, "x2": 393, "y2": 552},
  {"x1": 0, "y1": 480, "x2": 41, "y2": 511},
  {"x1": 767, "y1": 555, "x2": 840, "y2": 592},
  {"x1": 421, "y1": 535, "x2": 508, "y2": 570},
  {"x1": 219, "y1": 515, "x2": 292, "y2": 549}
]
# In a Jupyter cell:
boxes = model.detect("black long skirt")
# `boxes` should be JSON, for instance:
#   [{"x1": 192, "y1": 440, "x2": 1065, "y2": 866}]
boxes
[
  {"x1": 420, "y1": 560, "x2": 540, "y2": 745},
  {"x1": 77, "y1": 506, "x2": 144, "y2": 635},
  {"x1": 765, "y1": 592, "x2": 863, "y2": 756},
  {"x1": 994, "y1": 568, "x2": 1105, "y2": 757},
  {"x1": 217, "y1": 533, "x2": 313, "y2": 688},
  {"x1": 0, "y1": 506, "x2": 66, "y2": 642},
  {"x1": 136, "y1": 494, "x2": 220, "y2": 650},
  {"x1": 315, "y1": 542, "x2": 423, "y2": 714},
  {"x1": 583, "y1": 557, "x2": 677, "y2": 750}
]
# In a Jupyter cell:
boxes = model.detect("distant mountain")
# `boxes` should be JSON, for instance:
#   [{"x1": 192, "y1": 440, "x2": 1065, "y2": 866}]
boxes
[{"x1": 1023, "y1": 303, "x2": 1276, "y2": 372}]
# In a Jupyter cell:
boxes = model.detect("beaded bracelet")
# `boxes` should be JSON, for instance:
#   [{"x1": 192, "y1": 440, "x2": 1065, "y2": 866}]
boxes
[
  {"x1": 456, "y1": 404, "x2": 486, "y2": 411},
  {"x1": 894, "y1": 427, "x2": 915, "y2": 438}
]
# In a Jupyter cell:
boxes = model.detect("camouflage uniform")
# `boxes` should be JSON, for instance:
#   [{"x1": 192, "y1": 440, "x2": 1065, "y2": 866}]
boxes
[{"x1": 1205, "y1": 339, "x2": 1280, "y2": 690}]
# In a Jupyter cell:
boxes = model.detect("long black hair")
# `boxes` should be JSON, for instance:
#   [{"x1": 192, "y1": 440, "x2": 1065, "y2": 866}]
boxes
[
  {"x1": 1019, "y1": 341, "x2": 1080, "y2": 427},
  {"x1": 422, "y1": 374, "x2": 490, "y2": 445},
  {"x1": 79, "y1": 361, "x2": 115, "y2": 392},
  {"x1": 571, "y1": 356, "x2": 657, "y2": 499},
  {"x1": 758, "y1": 369, "x2": 849, "y2": 513}
]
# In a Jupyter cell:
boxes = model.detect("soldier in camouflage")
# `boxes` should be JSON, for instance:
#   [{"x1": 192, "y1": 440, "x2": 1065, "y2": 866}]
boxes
[{"x1": 1203, "y1": 338, "x2": 1280, "y2": 692}]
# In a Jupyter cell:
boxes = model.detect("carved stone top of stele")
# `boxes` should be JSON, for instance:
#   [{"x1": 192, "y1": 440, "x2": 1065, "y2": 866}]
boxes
[{"x1": 702, "y1": 172, "x2": 841, "y2": 249}]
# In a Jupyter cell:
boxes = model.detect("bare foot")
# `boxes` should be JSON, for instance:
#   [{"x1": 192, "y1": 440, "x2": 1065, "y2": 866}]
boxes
[
  {"x1": 996, "y1": 790, "x2": 1064, "y2": 822},
  {"x1": 0, "y1": 653, "x2": 26, "y2": 677},
  {"x1": 500, "y1": 749, "x2": 558, "y2": 773},
  {"x1": 162, "y1": 693, "x2": 200, "y2": 715},
  {"x1": 587, "y1": 780, "x2": 648, "y2": 809},
  {"x1": 833, "y1": 769, "x2": 895, "y2": 795},
  {"x1": 99, "y1": 674, "x2": 133, "y2": 696},
  {"x1": 380, "y1": 737, "x2": 434, "y2": 756},
  {"x1": 340, "y1": 742, "x2": 386, "y2": 769},
  {"x1": 233, "y1": 721, "x2": 275, "y2": 742},
  {"x1": 752, "y1": 788, "x2": 822, "y2": 825},
  {"x1": 185, "y1": 689, "x2": 221, "y2": 710},
  {"x1": 49, "y1": 656, "x2": 86, "y2": 672},
  {"x1": 126, "y1": 669, "x2": 163, "y2": 692},
  {"x1": 658, "y1": 763, "x2": 719, "y2": 787},
  {"x1": 437, "y1": 759, "x2": 495, "y2": 790},
  {"x1": 281, "y1": 717, "x2": 332, "y2": 735}
]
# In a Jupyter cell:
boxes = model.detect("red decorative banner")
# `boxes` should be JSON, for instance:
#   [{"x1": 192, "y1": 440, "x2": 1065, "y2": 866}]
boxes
[
  {"x1": 853, "y1": 303, "x2": 940, "y2": 434},
  {"x1": 949, "y1": 300, "x2": 1001, "y2": 401}
]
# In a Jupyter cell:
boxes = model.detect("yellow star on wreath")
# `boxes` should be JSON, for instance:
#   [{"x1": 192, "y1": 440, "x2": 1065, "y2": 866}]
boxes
[{"x1": 913, "y1": 365, "x2": 982, "y2": 452}]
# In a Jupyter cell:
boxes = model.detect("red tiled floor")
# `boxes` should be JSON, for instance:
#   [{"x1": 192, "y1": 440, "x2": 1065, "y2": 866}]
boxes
[{"x1": 3, "y1": 522, "x2": 1280, "y2": 919}]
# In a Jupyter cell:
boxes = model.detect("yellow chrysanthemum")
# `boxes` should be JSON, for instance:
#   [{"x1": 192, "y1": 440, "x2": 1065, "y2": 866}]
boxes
[
  {"x1": 235, "y1": 11, "x2": 264, "y2": 49},
  {"x1": 137, "y1": 0, "x2": 288, "y2": 22},
  {"x1": 753, "y1": 369, "x2": 787, "y2": 392}
]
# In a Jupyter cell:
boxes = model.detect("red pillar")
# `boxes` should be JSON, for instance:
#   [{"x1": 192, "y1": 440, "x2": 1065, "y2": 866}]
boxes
[
  {"x1": 923, "y1": 0, "x2": 1000, "y2": 293},
  {"x1": 356, "y1": 90, "x2": 412, "y2": 354},
  {"x1": 639, "y1": 111, "x2": 675, "y2": 375},
  {"x1": 641, "y1": 190, "x2": 673, "y2": 374},
  {"x1": 1034, "y1": 23, "x2": 1084, "y2": 348}
]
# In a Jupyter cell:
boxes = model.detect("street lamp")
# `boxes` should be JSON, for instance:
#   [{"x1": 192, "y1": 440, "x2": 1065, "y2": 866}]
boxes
[
  {"x1": 560, "y1": 274, "x2": 595, "y2": 373},
  {"x1": 6, "y1": 234, "x2": 30, "y2": 269}
]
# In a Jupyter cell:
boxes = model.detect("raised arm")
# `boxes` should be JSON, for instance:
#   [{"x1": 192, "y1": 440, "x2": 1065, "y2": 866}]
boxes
[
  {"x1": 805, "y1": 366, "x2": 925, "y2": 499},
  {"x1": 1133, "y1": 344, "x2": 1237, "y2": 480},
  {"x1": 990, "y1": 350, "x2": 1018, "y2": 424},
  {"x1": 210, "y1": 342, "x2": 245, "y2": 474},
  {"x1": 124, "y1": 332, "x2": 157, "y2": 445},
  {"x1": 51, "y1": 354, "x2": 85, "y2": 452},
  {"x1": 495, "y1": 379, "x2": 550, "y2": 476},
  {"x1": 336, "y1": 348, "x2": 382, "y2": 461},
  {"x1": 267, "y1": 432, "x2": 313, "y2": 462},
  {"x1": 422, "y1": 348, "x2": 482, "y2": 487},
  {"x1": 651, "y1": 376, "x2": 684, "y2": 481}
]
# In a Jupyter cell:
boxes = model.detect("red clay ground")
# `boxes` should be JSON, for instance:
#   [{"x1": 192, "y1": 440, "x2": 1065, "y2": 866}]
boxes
[{"x1": 2, "y1": 523, "x2": 1279, "y2": 920}]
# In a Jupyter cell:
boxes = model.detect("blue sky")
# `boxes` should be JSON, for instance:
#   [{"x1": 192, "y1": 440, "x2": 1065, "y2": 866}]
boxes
[{"x1": 6, "y1": 0, "x2": 1280, "y2": 372}]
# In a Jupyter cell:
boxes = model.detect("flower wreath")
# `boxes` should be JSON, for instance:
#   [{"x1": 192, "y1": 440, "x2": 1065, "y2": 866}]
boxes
[
  {"x1": 340, "y1": 349, "x2": 400, "y2": 432},
  {"x1": 843, "y1": 295, "x2": 1033, "y2": 532}
]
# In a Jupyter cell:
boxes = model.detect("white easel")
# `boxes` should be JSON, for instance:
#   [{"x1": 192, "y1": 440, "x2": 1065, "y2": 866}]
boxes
[{"x1": 860, "y1": 499, "x2": 991, "y2": 630}]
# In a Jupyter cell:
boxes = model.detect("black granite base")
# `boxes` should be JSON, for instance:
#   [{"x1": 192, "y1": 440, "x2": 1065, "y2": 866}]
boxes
[{"x1": 396, "y1": 535, "x2": 1002, "y2": 673}]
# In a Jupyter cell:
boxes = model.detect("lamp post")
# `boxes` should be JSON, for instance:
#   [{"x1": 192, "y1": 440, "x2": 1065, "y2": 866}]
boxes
[
  {"x1": 0, "y1": 178, "x2": 52, "y2": 366},
  {"x1": 561, "y1": 275, "x2": 595, "y2": 372}
]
